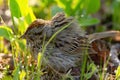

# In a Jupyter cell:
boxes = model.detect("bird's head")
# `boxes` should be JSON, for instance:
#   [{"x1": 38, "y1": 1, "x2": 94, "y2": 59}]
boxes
[{"x1": 21, "y1": 19, "x2": 52, "y2": 41}]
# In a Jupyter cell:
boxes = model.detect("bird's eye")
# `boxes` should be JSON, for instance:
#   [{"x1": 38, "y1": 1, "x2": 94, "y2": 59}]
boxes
[{"x1": 34, "y1": 31, "x2": 43, "y2": 35}]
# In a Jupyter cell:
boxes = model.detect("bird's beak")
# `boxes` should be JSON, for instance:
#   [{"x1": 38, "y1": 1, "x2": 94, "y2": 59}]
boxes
[{"x1": 20, "y1": 34, "x2": 26, "y2": 39}]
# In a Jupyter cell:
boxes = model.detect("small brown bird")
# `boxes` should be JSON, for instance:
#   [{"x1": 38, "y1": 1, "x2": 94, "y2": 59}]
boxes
[{"x1": 21, "y1": 12, "x2": 120, "y2": 79}]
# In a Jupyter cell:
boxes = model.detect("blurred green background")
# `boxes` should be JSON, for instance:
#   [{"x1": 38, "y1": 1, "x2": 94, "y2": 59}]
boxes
[
  {"x1": 0, "y1": 0, "x2": 120, "y2": 80},
  {"x1": 0, "y1": 0, "x2": 120, "y2": 60},
  {"x1": 0, "y1": 0, "x2": 120, "y2": 58}
]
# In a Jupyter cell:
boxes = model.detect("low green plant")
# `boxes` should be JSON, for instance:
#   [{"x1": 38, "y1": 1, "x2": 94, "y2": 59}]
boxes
[
  {"x1": 0, "y1": 0, "x2": 120, "y2": 80},
  {"x1": 115, "y1": 66, "x2": 120, "y2": 80}
]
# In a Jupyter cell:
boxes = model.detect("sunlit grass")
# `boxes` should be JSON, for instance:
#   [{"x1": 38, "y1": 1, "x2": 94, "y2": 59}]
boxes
[{"x1": 0, "y1": 0, "x2": 120, "y2": 80}]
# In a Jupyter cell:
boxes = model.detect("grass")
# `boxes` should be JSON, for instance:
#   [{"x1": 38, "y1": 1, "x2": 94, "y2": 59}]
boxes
[
  {"x1": 0, "y1": 0, "x2": 120, "y2": 80},
  {"x1": 35, "y1": 19, "x2": 75, "y2": 79}
]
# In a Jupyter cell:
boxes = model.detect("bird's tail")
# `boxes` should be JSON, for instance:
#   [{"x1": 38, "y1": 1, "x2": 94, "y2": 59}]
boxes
[{"x1": 87, "y1": 31, "x2": 120, "y2": 43}]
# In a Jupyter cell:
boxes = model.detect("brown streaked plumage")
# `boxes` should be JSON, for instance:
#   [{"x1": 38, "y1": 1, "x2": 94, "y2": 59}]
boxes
[{"x1": 21, "y1": 12, "x2": 120, "y2": 80}]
